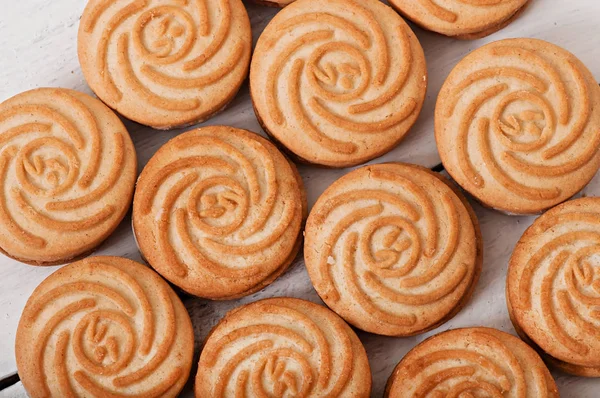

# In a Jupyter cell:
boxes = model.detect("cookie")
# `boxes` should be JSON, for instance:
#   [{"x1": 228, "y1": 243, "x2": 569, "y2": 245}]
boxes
[
  {"x1": 0, "y1": 88, "x2": 136, "y2": 265},
  {"x1": 388, "y1": 0, "x2": 529, "y2": 39},
  {"x1": 16, "y1": 256, "x2": 194, "y2": 398},
  {"x1": 250, "y1": 0, "x2": 427, "y2": 167},
  {"x1": 78, "y1": 0, "x2": 252, "y2": 129},
  {"x1": 133, "y1": 126, "x2": 306, "y2": 299},
  {"x1": 385, "y1": 327, "x2": 559, "y2": 397},
  {"x1": 304, "y1": 163, "x2": 482, "y2": 336},
  {"x1": 507, "y1": 197, "x2": 600, "y2": 377},
  {"x1": 436, "y1": 38, "x2": 600, "y2": 215},
  {"x1": 195, "y1": 297, "x2": 371, "y2": 397}
]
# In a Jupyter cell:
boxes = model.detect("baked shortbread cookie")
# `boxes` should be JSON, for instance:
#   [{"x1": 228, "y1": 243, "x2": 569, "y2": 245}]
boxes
[
  {"x1": 0, "y1": 88, "x2": 137, "y2": 265},
  {"x1": 78, "y1": 0, "x2": 252, "y2": 129},
  {"x1": 133, "y1": 126, "x2": 306, "y2": 299},
  {"x1": 388, "y1": 0, "x2": 529, "y2": 39},
  {"x1": 385, "y1": 327, "x2": 559, "y2": 397},
  {"x1": 250, "y1": 0, "x2": 427, "y2": 167},
  {"x1": 507, "y1": 197, "x2": 600, "y2": 377},
  {"x1": 436, "y1": 38, "x2": 600, "y2": 215},
  {"x1": 195, "y1": 297, "x2": 371, "y2": 397},
  {"x1": 304, "y1": 163, "x2": 482, "y2": 336},
  {"x1": 16, "y1": 256, "x2": 194, "y2": 398}
]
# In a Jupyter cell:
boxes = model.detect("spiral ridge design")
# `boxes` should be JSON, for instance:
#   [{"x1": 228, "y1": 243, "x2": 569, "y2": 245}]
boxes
[
  {"x1": 16, "y1": 256, "x2": 194, "y2": 398},
  {"x1": 133, "y1": 126, "x2": 305, "y2": 299},
  {"x1": 436, "y1": 38, "x2": 600, "y2": 214},
  {"x1": 79, "y1": 0, "x2": 252, "y2": 128},
  {"x1": 508, "y1": 197, "x2": 600, "y2": 375},
  {"x1": 0, "y1": 88, "x2": 136, "y2": 264},
  {"x1": 305, "y1": 163, "x2": 481, "y2": 336},
  {"x1": 195, "y1": 298, "x2": 371, "y2": 397},
  {"x1": 250, "y1": 0, "x2": 427, "y2": 167},
  {"x1": 386, "y1": 328, "x2": 558, "y2": 398}
]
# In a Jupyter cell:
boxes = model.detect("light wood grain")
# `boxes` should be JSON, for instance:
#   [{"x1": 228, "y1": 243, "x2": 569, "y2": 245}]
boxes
[{"x1": 1, "y1": 0, "x2": 600, "y2": 396}]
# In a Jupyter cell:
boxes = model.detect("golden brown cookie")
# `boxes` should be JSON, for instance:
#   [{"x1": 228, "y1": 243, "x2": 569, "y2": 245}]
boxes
[
  {"x1": 385, "y1": 327, "x2": 559, "y2": 397},
  {"x1": 304, "y1": 163, "x2": 482, "y2": 336},
  {"x1": 195, "y1": 297, "x2": 371, "y2": 397},
  {"x1": 78, "y1": 0, "x2": 252, "y2": 129},
  {"x1": 435, "y1": 38, "x2": 600, "y2": 215},
  {"x1": 0, "y1": 88, "x2": 137, "y2": 265},
  {"x1": 250, "y1": 0, "x2": 427, "y2": 167},
  {"x1": 133, "y1": 126, "x2": 306, "y2": 299},
  {"x1": 388, "y1": 0, "x2": 529, "y2": 39},
  {"x1": 507, "y1": 197, "x2": 600, "y2": 377},
  {"x1": 16, "y1": 256, "x2": 194, "y2": 398}
]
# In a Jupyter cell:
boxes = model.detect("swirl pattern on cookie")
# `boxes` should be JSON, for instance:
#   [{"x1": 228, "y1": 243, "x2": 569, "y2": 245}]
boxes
[
  {"x1": 16, "y1": 256, "x2": 194, "y2": 398},
  {"x1": 78, "y1": 0, "x2": 252, "y2": 129},
  {"x1": 385, "y1": 327, "x2": 559, "y2": 398},
  {"x1": 0, "y1": 88, "x2": 136, "y2": 265},
  {"x1": 250, "y1": 0, "x2": 427, "y2": 167},
  {"x1": 133, "y1": 126, "x2": 305, "y2": 299},
  {"x1": 304, "y1": 163, "x2": 481, "y2": 336},
  {"x1": 435, "y1": 38, "x2": 600, "y2": 214},
  {"x1": 389, "y1": 0, "x2": 529, "y2": 38},
  {"x1": 507, "y1": 197, "x2": 600, "y2": 376},
  {"x1": 195, "y1": 297, "x2": 371, "y2": 397}
]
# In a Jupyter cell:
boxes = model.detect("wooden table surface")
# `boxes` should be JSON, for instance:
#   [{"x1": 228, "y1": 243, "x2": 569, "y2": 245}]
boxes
[{"x1": 1, "y1": 0, "x2": 600, "y2": 396}]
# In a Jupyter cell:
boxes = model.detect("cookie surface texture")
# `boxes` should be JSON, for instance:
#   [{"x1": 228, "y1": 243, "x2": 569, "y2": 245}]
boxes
[
  {"x1": 133, "y1": 126, "x2": 305, "y2": 299},
  {"x1": 507, "y1": 197, "x2": 600, "y2": 376},
  {"x1": 304, "y1": 163, "x2": 482, "y2": 336},
  {"x1": 385, "y1": 327, "x2": 559, "y2": 397},
  {"x1": 16, "y1": 256, "x2": 194, "y2": 398},
  {"x1": 388, "y1": 0, "x2": 529, "y2": 38},
  {"x1": 250, "y1": 0, "x2": 427, "y2": 167},
  {"x1": 78, "y1": 0, "x2": 252, "y2": 129},
  {"x1": 0, "y1": 88, "x2": 137, "y2": 265},
  {"x1": 435, "y1": 38, "x2": 600, "y2": 215},
  {"x1": 195, "y1": 297, "x2": 371, "y2": 397}
]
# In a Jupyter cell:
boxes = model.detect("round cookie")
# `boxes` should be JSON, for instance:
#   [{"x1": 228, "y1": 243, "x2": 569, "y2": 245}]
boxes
[
  {"x1": 195, "y1": 297, "x2": 371, "y2": 397},
  {"x1": 304, "y1": 163, "x2": 482, "y2": 336},
  {"x1": 16, "y1": 256, "x2": 194, "y2": 398},
  {"x1": 133, "y1": 126, "x2": 306, "y2": 299},
  {"x1": 435, "y1": 38, "x2": 600, "y2": 215},
  {"x1": 0, "y1": 88, "x2": 137, "y2": 265},
  {"x1": 388, "y1": 0, "x2": 529, "y2": 39},
  {"x1": 250, "y1": 0, "x2": 427, "y2": 167},
  {"x1": 385, "y1": 327, "x2": 559, "y2": 397},
  {"x1": 507, "y1": 197, "x2": 600, "y2": 377},
  {"x1": 78, "y1": 0, "x2": 252, "y2": 129}
]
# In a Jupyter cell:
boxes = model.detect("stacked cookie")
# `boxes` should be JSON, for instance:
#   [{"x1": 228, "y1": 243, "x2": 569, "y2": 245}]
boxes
[{"x1": 5, "y1": 0, "x2": 600, "y2": 396}]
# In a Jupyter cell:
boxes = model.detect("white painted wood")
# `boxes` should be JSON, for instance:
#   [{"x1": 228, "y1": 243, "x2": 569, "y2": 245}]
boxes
[{"x1": 1, "y1": 0, "x2": 600, "y2": 396}]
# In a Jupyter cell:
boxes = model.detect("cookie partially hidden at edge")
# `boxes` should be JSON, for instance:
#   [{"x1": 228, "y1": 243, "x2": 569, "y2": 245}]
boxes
[
  {"x1": 250, "y1": 0, "x2": 427, "y2": 167},
  {"x1": 78, "y1": 0, "x2": 252, "y2": 129},
  {"x1": 388, "y1": 0, "x2": 529, "y2": 39},
  {"x1": 507, "y1": 197, "x2": 600, "y2": 377},
  {"x1": 304, "y1": 163, "x2": 482, "y2": 336},
  {"x1": 0, "y1": 88, "x2": 137, "y2": 265},
  {"x1": 436, "y1": 38, "x2": 600, "y2": 215},
  {"x1": 16, "y1": 256, "x2": 194, "y2": 397},
  {"x1": 195, "y1": 297, "x2": 371, "y2": 397},
  {"x1": 385, "y1": 327, "x2": 558, "y2": 397},
  {"x1": 133, "y1": 126, "x2": 306, "y2": 299}
]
